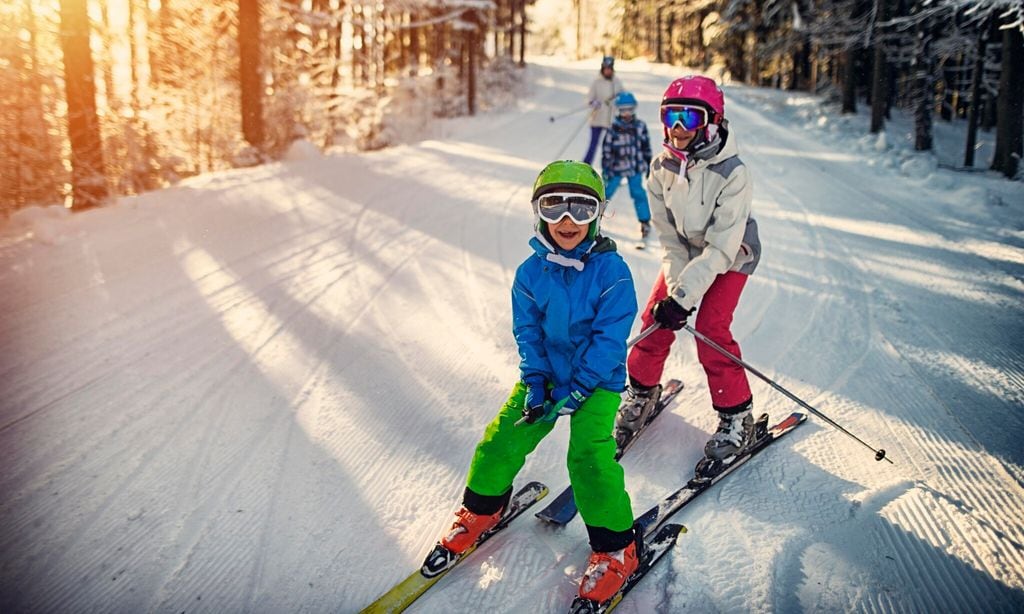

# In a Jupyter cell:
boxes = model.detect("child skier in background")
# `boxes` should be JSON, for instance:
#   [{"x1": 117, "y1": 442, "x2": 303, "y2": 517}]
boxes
[
  {"x1": 435, "y1": 160, "x2": 641, "y2": 604},
  {"x1": 601, "y1": 91, "x2": 653, "y2": 245},
  {"x1": 614, "y1": 75, "x2": 762, "y2": 479},
  {"x1": 582, "y1": 56, "x2": 624, "y2": 165}
]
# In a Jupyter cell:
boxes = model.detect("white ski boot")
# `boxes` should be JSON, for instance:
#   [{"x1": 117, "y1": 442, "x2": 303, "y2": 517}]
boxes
[
  {"x1": 694, "y1": 406, "x2": 755, "y2": 480},
  {"x1": 613, "y1": 383, "x2": 661, "y2": 449}
]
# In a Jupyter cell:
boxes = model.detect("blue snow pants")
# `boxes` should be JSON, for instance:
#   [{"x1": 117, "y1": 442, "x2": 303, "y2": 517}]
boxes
[{"x1": 604, "y1": 173, "x2": 650, "y2": 223}]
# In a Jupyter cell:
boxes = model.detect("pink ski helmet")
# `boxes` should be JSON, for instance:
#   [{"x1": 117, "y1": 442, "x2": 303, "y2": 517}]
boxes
[{"x1": 661, "y1": 75, "x2": 725, "y2": 123}]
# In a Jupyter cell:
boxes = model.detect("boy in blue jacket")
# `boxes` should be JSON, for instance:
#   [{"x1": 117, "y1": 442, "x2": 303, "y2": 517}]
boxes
[
  {"x1": 601, "y1": 91, "x2": 653, "y2": 245},
  {"x1": 435, "y1": 161, "x2": 640, "y2": 604}
]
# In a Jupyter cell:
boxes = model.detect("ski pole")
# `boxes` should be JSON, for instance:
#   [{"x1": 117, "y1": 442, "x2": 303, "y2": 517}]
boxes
[
  {"x1": 549, "y1": 93, "x2": 616, "y2": 123},
  {"x1": 627, "y1": 323, "x2": 661, "y2": 348},
  {"x1": 681, "y1": 324, "x2": 893, "y2": 464},
  {"x1": 552, "y1": 113, "x2": 591, "y2": 159},
  {"x1": 549, "y1": 104, "x2": 590, "y2": 123}
]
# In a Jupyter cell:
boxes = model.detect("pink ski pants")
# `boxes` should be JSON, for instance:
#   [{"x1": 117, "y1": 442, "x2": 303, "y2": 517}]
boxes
[{"x1": 627, "y1": 270, "x2": 752, "y2": 410}]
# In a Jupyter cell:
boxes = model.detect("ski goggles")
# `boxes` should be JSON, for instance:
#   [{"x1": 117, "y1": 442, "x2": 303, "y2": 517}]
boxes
[
  {"x1": 534, "y1": 192, "x2": 602, "y2": 225},
  {"x1": 661, "y1": 105, "x2": 709, "y2": 131}
]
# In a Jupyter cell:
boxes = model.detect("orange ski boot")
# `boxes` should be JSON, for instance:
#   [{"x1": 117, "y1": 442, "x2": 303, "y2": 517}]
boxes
[
  {"x1": 439, "y1": 506, "x2": 504, "y2": 554},
  {"x1": 578, "y1": 540, "x2": 640, "y2": 603}
]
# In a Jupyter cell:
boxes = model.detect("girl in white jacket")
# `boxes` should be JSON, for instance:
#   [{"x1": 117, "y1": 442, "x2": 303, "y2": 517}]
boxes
[{"x1": 614, "y1": 75, "x2": 763, "y2": 478}]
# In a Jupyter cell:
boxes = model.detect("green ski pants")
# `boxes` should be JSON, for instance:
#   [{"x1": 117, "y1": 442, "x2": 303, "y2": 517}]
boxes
[{"x1": 465, "y1": 382, "x2": 634, "y2": 533}]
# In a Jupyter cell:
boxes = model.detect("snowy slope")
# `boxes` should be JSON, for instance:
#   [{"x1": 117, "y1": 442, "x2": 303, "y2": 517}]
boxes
[{"x1": 1, "y1": 56, "x2": 1022, "y2": 613}]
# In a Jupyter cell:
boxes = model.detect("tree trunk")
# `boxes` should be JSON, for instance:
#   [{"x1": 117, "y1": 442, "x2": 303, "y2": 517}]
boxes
[
  {"x1": 574, "y1": 0, "x2": 581, "y2": 60},
  {"x1": 518, "y1": 0, "x2": 526, "y2": 67},
  {"x1": 432, "y1": 8, "x2": 447, "y2": 91},
  {"x1": 869, "y1": 0, "x2": 889, "y2": 133},
  {"x1": 507, "y1": 0, "x2": 515, "y2": 58},
  {"x1": 841, "y1": 50, "x2": 857, "y2": 113},
  {"x1": 410, "y1": 11, "x2": 420, "y2": 75},
  {"x1": 963, "y1": 21, "x2": 988, "y2": 168},
  {"x1": 127, "y1": 0, "x2": 157, "y2": 192},
  {"x1": 652, "y1": 6, "x2": 660, "y2": 63},
  {"x1": 149, "y1": 0, "x2": 175, "y2": 87},
  {"x1": 466, "y1": 28, "x2": 477, "y2": 115},
  {"x1": 374, "y1": 7, "x2": 385, "y2": 96},
  {"x1": 809, "y1": 42, "x2": 820, "y2": 94},
  {"x1": 326, "y1": 6, "x2": 344, "y2": 147},
  {"x1": 59, "y1": 0, "x2": 107, "y2": 209},
  {"x1": 992, "y1": 25, "x2": 1024, "y2": 178},
  {"x1": 665, "y1": 11, "x2": 675, "y2": 65},
  {"x1": 911, "y1": 14, "x2": 933, "y2": 151},
  {"x1": 239, "y1": 0, "x2": 263, "y2": 148}
]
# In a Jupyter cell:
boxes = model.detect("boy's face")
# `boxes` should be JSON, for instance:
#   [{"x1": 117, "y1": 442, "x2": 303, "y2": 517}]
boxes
[
  {"x1": 669, "y1": 124, "x2": 697, "y2": 150},
  {"x1": 547, "y1": 217, "x2": 588, "y2": 251},
  {"x1": 601, "y1": 66, "x2": 613, "y2": 79}
]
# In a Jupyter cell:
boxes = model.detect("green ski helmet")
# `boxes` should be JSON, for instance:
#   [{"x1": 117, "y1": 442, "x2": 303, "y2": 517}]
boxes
[{"x1": 531, "y1": 160, "x2": 607, "y2": 240}]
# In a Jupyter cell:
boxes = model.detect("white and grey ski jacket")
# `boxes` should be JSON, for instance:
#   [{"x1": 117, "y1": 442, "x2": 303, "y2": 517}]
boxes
[
  {"x1": 646, "y1": 132, "x2": 761, "y2": 311},
  {"x1": 586, "y1": 75, "x2": 624, "y2": 129}
]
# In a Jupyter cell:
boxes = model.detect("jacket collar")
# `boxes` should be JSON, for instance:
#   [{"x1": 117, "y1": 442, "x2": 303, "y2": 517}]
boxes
[
  {"x1": 661, "y1": 129, "x2": 739, "y2": 175},
  {"x1": 530, "y1": 233, "x2": 617, "y2": 271}
]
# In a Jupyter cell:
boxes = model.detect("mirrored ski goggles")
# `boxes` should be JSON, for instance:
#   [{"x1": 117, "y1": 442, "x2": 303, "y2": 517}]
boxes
[
  {"x1": 661, "y1": 105, "x2": 709, "y2": 131},
  {"x1": 534, "y1": 192, "x2": 602, "y2": 225}
]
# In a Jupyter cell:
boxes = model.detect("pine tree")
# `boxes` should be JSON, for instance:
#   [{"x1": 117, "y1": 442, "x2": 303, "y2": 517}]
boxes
[{"x1": 59, "y1": 0, "x2": 108, "y2": 209}]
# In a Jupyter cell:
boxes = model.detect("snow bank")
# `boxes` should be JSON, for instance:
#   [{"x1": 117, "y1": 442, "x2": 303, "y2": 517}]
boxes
[{"x1": 6, "y1": 204, "x2": 72, "y2": 245}]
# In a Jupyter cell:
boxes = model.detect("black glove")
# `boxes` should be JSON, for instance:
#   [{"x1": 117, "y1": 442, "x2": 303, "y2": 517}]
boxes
[
  {"x1": 521, "y1": 378, "x2": 548, "y2": 424},
  {"x1": 652, "y1": 297, "x2": 693, "y2": 331}
]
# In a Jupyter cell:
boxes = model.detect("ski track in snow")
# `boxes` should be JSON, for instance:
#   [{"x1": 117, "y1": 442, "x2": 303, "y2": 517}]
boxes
[{"x1": 1, "y1": 57, "x2": 1022, "y2": 613}]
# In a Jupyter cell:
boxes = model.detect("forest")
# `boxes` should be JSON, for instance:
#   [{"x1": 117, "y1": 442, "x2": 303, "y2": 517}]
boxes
[{"x1": 1, "y1": 0, "x2": 1021, "y2": 216}]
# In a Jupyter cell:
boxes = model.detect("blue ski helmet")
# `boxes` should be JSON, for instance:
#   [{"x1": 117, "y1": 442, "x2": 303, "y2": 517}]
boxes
[
  {"x1": 615, "y1": 91, "x2": 637, "y2": 113},
  {"x1": 601, "y1": 56, "x2": 614, "y2": 70}
]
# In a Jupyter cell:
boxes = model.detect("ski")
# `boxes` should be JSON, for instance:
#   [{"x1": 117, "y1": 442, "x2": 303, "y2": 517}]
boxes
[
  {"x1": 567, "y1": 523, "x2": 686, "y2": 613},
  {"x1": 360, "y1": 481, "x2": 549, "y2": 614},
  {"x1": 637, "y1": 412, "x2": 806, "y2": 537},
  {"x1": 535, "y1": 379, "x2": 684, "y2": 525}
]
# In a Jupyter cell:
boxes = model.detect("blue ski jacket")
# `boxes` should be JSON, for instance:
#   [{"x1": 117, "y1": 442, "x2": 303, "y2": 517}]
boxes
[{"x1": 512, "y1": 233, "x2": 637, "y2": 399}]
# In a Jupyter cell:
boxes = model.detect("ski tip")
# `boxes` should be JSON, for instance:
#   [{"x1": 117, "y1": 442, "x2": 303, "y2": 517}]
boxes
[
  {"x1": 521, "y1": 481, "x2": 551, "y2": 499},
  {"x1": 534, "y1": 511, "x2": 565, "y2": 525},
  {"x1": 655, "y1": 522, "x2": 685, "y2": 536},
  {"x1": 781, "y1": 412, "x2": 808, "y2": 428}
]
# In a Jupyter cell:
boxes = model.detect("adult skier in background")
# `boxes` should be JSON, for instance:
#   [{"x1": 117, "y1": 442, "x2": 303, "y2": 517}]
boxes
[
  {"x1": 614, "y1": 75, "x2": 763, "y2": 478},
  {"x1": 582, "y1": 56, "x2": 624, "y2": 166},
  {"x1": 601, "y1": 91, "x2": 653, "y2": 245},
  {"x1": 437, "y1": 161, "x2": 642, "y2": 603}
]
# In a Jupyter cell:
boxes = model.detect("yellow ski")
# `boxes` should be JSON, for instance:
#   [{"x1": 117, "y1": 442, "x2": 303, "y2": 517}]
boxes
[{"x1": 360, "y1": 481, "x2": 548, "y2": 613}]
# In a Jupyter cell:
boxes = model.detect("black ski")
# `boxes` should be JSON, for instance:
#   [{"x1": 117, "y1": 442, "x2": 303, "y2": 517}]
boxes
[
  {"x1": 567, "y1": 523, "x2": 686, "y2": 613},
  {"x1": 637, "y1": 412, "x2": 806, "y2": 537},
  {"x1": 360, "y1": 481, "x2": 549, "y2": 614},
  {"x1": 535, "y1": 379, "x2": 683, "y2": 526}
]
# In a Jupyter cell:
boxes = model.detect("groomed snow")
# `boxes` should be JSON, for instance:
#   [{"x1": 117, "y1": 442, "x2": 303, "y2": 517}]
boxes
[{"x1": 1, "y1": 56, "x2": 1022, "y2": 613}]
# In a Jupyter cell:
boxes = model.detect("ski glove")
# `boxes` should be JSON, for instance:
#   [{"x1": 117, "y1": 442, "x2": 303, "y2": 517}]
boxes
[
  {"x1": 652, "y1": 296, "x2": 694, "y2": 331},
  {"x1": 589, "y1": 99, "x2": 602, "y2": 109},
  {"x1": 521, "y1": 377, "x2": 549, "y2": 424},
  {"x1": 549, "y1": 389, "x2": 588, "y2": 419}
]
